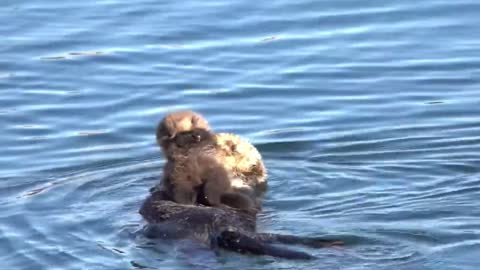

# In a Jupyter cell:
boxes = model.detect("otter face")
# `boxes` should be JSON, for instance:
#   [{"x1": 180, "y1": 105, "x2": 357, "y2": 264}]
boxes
[
  {"x1": 156, "y1": 111, "x2": 211, "y2": 151},
  {"x1": 174, "y1": 128, "x2": 215, "y2": 149}
]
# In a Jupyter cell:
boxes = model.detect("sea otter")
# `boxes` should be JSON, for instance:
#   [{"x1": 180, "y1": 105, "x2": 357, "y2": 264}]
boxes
[
  {"x1": 140, "y1": 111, "x2": 343, "y2": 259},
  {"x1": 139, "y1": 189, "x2": 343, "y2": 260},
  {"x1": 161, "y1": 127, "x2": 255, "y2": 210},
  {"x1": 155, "y1": 111, "x2": 267, "y2": 207},
  {"x1": 213, "y1": 132, "x2": 267, "y2": 198}
]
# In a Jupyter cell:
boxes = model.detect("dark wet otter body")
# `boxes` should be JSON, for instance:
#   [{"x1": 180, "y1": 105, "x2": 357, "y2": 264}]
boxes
[
  {"x1": 143, "y1": 111, "x2": 342, "y2": 259},
  {"x1": 139, "y1": 189, "x2": 343, "y2": 259}
]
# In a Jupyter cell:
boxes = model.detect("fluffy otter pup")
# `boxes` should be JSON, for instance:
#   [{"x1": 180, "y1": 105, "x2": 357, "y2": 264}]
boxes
[
  {"x1": 156, "y1": 111, "x2": 268, "y2": 203},
  {"x1": 160, "y1": 124, "x2": 254, "y2": 210},
  {"x1": 214, "y1": 132, "x2": 267, "y2": 195}
]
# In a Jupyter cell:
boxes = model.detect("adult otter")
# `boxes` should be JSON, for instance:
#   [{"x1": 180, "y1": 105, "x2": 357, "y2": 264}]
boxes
[
  {"x1": 155, "y1": 111, "x2": 268, "y2": 207},
  {"x1": 139, "y1": 189, "x2": 343, "y2": 260},
  {"x1": 140, "y1": 111, "x2": 343, "y2": 259}
]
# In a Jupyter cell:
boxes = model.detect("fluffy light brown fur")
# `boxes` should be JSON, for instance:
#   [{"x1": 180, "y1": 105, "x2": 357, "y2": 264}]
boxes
[
  {"x1": 162, "y1": 147, "x2": 254, "y2": 210},
  {"x1": 156, "y1": 111, "x2": 267, "y2": 191},
  {"x1": 213, "y1": 132, "x2": 267, "y2": 194},
  {"x1": 157, "y1": 111, "x2": 255, "y2": 210}
]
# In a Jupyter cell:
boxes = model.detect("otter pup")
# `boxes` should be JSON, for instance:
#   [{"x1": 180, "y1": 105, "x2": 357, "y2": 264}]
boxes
[
  {"x1": 214, "y1": 132, "x2": 267, "y2": 196},
  {"x1": 163, "y1": 151, "x2": 255, "y2": 210},
  {"x1": 161, "y1": 126, "x2": 255, "y2": 210},
  {"x1": 156, "y1": 111, "x2": 268, "y2": 206}
]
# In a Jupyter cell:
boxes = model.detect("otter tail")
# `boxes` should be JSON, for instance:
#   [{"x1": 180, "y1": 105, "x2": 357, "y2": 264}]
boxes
[{"x1": 256, "y1": 233, "x2": 345, "y2": 248}]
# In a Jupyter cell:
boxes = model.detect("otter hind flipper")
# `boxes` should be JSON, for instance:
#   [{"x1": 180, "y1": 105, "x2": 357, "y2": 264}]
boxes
[
  {"x1": 256, "y1": 233, "x2": 344, "y2": 248},
  {"x1": 217, "y1": 230, "x2": 314, "y2": 260}
]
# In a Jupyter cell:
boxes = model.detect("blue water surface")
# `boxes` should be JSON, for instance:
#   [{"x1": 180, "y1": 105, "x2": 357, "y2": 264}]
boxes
[{"x1": 1, "y1": 0, "x2": 480, "y2": 269}]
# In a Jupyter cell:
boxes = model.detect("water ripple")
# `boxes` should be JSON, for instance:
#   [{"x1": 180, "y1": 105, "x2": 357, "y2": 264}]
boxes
[{"x1": 2, "y1": 0, "x2": 480, "y2": 269}]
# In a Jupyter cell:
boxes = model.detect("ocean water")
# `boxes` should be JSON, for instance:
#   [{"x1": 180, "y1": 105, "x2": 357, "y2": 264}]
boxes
[{"x1": 1, "y1": 0, "x2": 480, "y2": 269}]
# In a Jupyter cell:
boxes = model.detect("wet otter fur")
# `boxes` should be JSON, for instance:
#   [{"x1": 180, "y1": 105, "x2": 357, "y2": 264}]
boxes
[{"x1": 139, "y1": 189, "x2": 343, "y2": 260}]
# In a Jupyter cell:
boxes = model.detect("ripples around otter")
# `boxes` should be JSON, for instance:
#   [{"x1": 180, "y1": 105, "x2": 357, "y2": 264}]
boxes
[{"x1": 1, "y1": 0, "x2": 480, "y2": 269}]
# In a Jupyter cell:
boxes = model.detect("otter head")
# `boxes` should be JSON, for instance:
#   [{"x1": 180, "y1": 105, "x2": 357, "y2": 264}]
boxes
[{"x1": 156, "y1": 111, "x2": 211, "y2": 155}]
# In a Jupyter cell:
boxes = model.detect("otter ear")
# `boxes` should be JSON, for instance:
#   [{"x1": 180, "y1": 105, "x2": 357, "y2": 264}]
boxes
[{"x1": 165, "y1": 118, "x2": 177, "y2": 139}]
